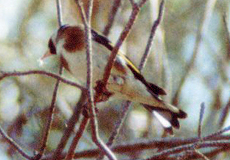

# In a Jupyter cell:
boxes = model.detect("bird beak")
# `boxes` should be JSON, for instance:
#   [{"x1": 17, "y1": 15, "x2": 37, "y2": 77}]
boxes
[
  {"x1": 41, "y1": 51, "x2": 53, "y2": 60},
  {"x1": 38, "y1": 51, "x2": 53, "y2": 66}
]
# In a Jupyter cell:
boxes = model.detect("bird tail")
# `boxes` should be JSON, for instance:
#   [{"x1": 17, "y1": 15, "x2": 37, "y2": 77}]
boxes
[{"x1": 143, "y1": 104, "x2": 187, "y2": 135}]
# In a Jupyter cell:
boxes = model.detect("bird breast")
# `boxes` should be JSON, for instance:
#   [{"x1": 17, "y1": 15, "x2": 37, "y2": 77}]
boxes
[{"x1": 61, "y1": 41, "x2": 127, "y2": 87}]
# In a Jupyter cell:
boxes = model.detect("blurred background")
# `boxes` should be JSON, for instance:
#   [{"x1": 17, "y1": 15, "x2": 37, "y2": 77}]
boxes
[{"x1": 0, "y1": 0, "x2": 229, "y2": 159}]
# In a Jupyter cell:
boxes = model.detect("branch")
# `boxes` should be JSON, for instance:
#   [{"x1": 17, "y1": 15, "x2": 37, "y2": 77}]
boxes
[
  {"x1": 75, "y1": 0, "x2": 117, "y2": 160},
  {"x1": 34, "y1": 66, "x2": 63, "y2": 160},
  {"x1": 0, "y1": 70, "x2": 85, "y2": 91},
  {"x1": 222, "y1": 13, "x2": 230, "y2": 59},
  {"x1": 56, "y1": 0, "x2": 63, "y2": 26},
  {"x1": 103, "y1": 0, "x2": 121, "y2": 36},
  {"x1": 198, "y1": 103, "x2": 205, "y2": 138},
  {"x1": 98, "y1": 1, "x2": 164, "y2": 159},
  {"x1": 0, "y1": 125, "x2": 31, "y2": 159},
  {"x1": 33, "y1": 1, "x2": 64, "y2": 158},
  {"x1": 65, "y1": 116, "x2": 89, "y2": 160},
  {"x1": 139, "y1": 0, "x2": 165, "y2": 70},
  {"x1": 218, "y1": 98, "x2": 230, "y2": 128},
  {"x1": 52, "y1": 92, "x2": 87, "y2": 159},
  {"x1": 101, "y1": 0, "x2": 148, "y2": 88},
  {"x1": 41, "y1": 134, "x2": 230, "y2": 160}
]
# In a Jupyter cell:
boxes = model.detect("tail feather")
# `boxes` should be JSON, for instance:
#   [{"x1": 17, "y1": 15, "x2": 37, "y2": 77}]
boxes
[
  {"x1": 177, "y1": 109, "x2": 187, "y2": 119},
  {"x1": 148, "y1": 82, "x2": 167, "y2": 95},
  {"x1": 153, "y1": 111, "x2": 174, "y2": 135},
  {"x1": 143, "y1": 104, "x2": 187, "y2": 135}
]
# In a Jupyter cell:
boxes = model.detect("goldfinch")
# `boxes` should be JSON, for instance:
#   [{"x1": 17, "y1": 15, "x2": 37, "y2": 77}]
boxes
[{"x1": 42, "y1": 25, "x2": 187, "y2": 134}]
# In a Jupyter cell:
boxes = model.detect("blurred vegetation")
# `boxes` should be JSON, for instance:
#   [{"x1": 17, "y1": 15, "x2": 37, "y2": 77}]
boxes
[{"x1": 0, "y1": 0, "x2": 229, "y2": 159}]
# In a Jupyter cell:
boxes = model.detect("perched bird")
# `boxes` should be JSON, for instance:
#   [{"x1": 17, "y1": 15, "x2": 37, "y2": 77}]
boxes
[{"x1": 42, "y1": 25, "x2": 187, "y2": 134}]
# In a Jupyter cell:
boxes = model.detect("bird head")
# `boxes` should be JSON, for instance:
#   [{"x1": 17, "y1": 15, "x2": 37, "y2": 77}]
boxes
[{"x1": 41, "y1": 25, "x2": 85, "y2": 59}]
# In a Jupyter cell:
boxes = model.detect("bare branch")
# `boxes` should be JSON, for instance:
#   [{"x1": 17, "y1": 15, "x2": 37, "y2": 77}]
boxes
[
  {"x1": 218, "y1": 98, "x2": 230, "y2": 128},
  {"x1": 52, "y1": 92, "x2": 87, "y2": 159},
  {"x1": 204, "y1": 125, "x2": 230, "y2": 140},
  {"x1": 98, "y1": 2, "x2": 164, "y2": 159},
  {"x1": 97, "y1": 101, "x2": 132, "y2": 160},
  {"x1": 0, "y1": 70, "x2": 85, "y2": 91},
  {"x1": 193, "y1": 149, "x2": 210, "y2": 160},
  {"x1": 103, "y1": 0, "x2": 122, "y2": 36},
  {"x1": 35, "y1": 66, "x2": 63, "y2": 160},
  {"x1": 96, "y1": 3, "x2": 151, "y2": 157},
  {"x1": 65, "y1": 116, "x2": 89, "y2": 160},
  {"x1": 41, "y1": 135, "x2": 230, "y2": 160},
  {"x1": 0, "y1": 125, "x2": 31, "y2": 160},
  {"x1": 75, "y1": 0, "x2": 117, "y2": 159},
  {"x1": 139, "y1": 0, "x2": 165, "y2": 70},
  {"x1": 56, "y1": 0, "x2": 63, "y2": 26},
  {"x1": 223, "y1": 13, "x2": 230, "y2": 59},
  {"x1": 198, "y1": 103, "x2": 205, "y2": 138},
  {"x1": 102, "y1": 0, "x2": 148, "y2": 88}
]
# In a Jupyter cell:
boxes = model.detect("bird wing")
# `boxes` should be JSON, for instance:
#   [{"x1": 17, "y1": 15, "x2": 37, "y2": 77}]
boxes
[{"x1": 91, "y1": 29, "x2": 166, "y2": 96}]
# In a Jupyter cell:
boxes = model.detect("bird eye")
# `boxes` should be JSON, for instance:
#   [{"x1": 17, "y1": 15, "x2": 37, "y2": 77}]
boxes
[{"x1": 48, "y1": 39, "x2": 57, "y2": 54}]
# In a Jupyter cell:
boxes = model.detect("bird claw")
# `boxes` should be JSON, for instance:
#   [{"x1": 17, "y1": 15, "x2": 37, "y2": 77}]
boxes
[{"x1": 94, "y1": 80, "x2": 113, "y2": 103}]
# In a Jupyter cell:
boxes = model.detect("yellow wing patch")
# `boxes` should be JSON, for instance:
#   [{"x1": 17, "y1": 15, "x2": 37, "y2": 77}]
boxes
[{"x1": 117, "y1": 52, "x2": 140, "y2": 74}]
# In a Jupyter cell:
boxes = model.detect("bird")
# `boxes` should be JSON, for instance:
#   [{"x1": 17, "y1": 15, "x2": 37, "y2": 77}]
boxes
[{"x1": 42, "y1": 25, "x2": 187, "y2": 135}]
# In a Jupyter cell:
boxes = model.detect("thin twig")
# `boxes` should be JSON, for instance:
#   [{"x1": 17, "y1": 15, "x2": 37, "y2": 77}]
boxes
[
  {"x1": 102, "y1": 0, "x2": 147, "y2": 88},
  {"x1": 198, "y1": 103, "x2": 205, "y2": 138},
  {"x1": 106, "y1": 102, "x2": 131, "y2": 147},
  {"x1": 0, "y1": 70, "x2": 85, "y2": 91},
  {"x1": 41, "y1": 134, "x2": 230, "y2": 159},
  {"x1": 222, "y1": 13, "x2": 230, "y2": 59},
  {"x1": 146, "y1": 140, "x2": 230, "y2": 160},
  {"x1": 34, "y1": 66, "x2": 63, "y2": 160},
  {"x1": 95, "y1": 1, "x2": 148, "y2": 155},
  {"x1": 75, "y1": 0, "x2": 117, "y2": 160},
  {"x1": 218, "y1": 14, "x2": 230, "y2": 125},
  {"x1": 103, "y1": 0, "x2": 121, "y2": 36},
  {"x1": 65, "y1": 116, "x2": 89, "y2": 160},
  {"x1": 34, "y1": 2, "x2": 64, "y2": 158},
  {"x1": 98, "y1": 0, "x2": 158, "y2": 159},
  {"x1": 98, "y1": 1, "x2": 164, "y2": 159},
  {"x1": 193, "y1": 147, "x2": 229, "y2": 159},
  {"x1": 218, "y1": 98, "x2": 230, "y2": 128},
  {"x1": 56, "y1": 0, "x2": 63, "y2": 26},
  {"x1": 204, "y1": 125, "x2": 230, "y2": 140},
  {"x1": 0, "y1": 125, "x2": 31, "y2": 160},
  {"x1": 52, "y1": 92, "x2": 87, "y2": 159},
  {"x1": 139, "y1": 0, "x2": 165, "y2": 70},
  {"x1": 193, "y1": 149, "x2": 210, "y2": 160},
  {"x1": 97, "y1": 101, "x2": 132, "y2": 160},
  {"x1": 79, "y1": 140, "x2": 230, "y2": 159}
]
